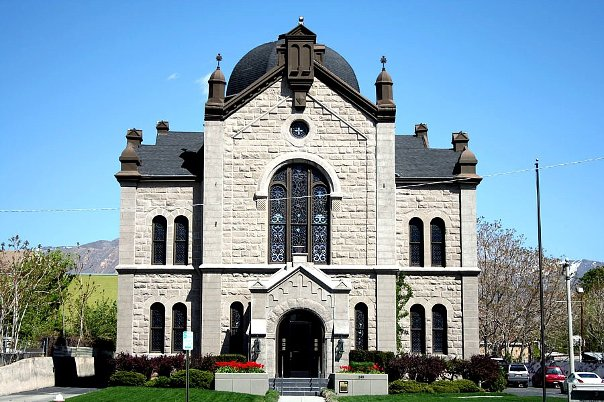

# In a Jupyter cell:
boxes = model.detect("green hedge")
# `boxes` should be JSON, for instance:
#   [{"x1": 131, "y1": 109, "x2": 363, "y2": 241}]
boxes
[
  {"x1": 109, "y1": 371, "x2": 146, "y2": 386},
  {"x1": 389, "y1": 380, "x2": 434, "y2": 394},
  {"x1": 389, "y1": 379, "x2": 482, "y2": 394},
  {"x1": 169, "y1": 369, "x2": 214, "y2": 389}
]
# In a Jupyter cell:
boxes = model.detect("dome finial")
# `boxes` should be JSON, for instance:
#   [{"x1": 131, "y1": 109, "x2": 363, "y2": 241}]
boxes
[
  {"x1": 298, "y1": 16, "x2": 304, "y2": 25},
  {"x1": 380, "y1": 55, "x2": 387, "y2": 71},
  {"x1": 216, "y1": 53, "x2": 223, "y2": 69}
]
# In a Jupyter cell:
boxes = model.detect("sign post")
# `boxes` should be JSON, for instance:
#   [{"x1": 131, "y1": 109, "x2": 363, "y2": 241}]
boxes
[{"x1": 183, "y1": 331, "x2": 193, "y2": 402}]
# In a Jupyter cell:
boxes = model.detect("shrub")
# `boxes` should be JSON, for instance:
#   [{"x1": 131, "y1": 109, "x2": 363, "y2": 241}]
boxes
[
  {"x1": 113, "y1": 353, "x2": 153, "y2": 379},
  {"x1": 170, "y1": 369, "x2": 214, "y2": 389},
  {"x1": 109, "y1": 371, "x2": 146, "y2": 386},
  {"x1": 265, "y1": 389, "x2": 280, "y2": 402},
  {"x1": 349, "y1": 350, "x2": 395, "y2": 369},
  {"x1": 446, "y1": 357, "x2": 470, "y2": 380},
  {"x1": 389, "y1": 379, "x2": 434, "y2": 394},
  {"x1": 322, "y1": 388, "x2": 338, "y2": 402},
  {"x1": 340, "y1": 362, "x2": 383, "y2": 373},
  {"x1": 386, "y1": 354, "x2": 446, "y2": 383},
  {"x1": 215, "y1": 354, "x2": 247, "y2": 363},
  {"x1": 145, "y1": 376, "x2": 171, "y2": 388},
  {"x1": 191, "y1": 354, "x2": 217, "y2": 372},
  {"x1": 453, "y1": 379, "x2": 481, "y2": 393},
  {"x1": 152, "y1": 354, "x2": 185, "y2": 377},
  {"x1": 465, "y1": 355, "x2": 502, "y2": 391},
  {"x1": 431, "y1": 380, "x2": 461, "y2": 393}
]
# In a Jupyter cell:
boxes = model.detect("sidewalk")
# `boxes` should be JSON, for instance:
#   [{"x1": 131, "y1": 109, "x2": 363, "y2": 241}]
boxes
[
  {"x1": 278, "y1": 397, "x2": 325, "y2": 402},
  {"x1": 0, "y1": 387, "x2": 96, "y2": 402}
]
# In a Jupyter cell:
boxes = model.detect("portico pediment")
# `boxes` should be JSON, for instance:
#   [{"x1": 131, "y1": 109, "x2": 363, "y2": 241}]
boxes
[{"x1": 248, "y1": 264, "x2": 350, "y2": 295}]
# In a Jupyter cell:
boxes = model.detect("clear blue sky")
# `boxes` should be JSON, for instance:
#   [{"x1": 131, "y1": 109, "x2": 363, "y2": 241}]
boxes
[{"x1": 1, "y1": 1, "x2": 603, "y2": 261}]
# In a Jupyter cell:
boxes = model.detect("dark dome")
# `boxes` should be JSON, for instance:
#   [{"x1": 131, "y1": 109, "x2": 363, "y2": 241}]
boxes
[{"x1": 226, "y1": 40, "x2": 360, "y2": 96}]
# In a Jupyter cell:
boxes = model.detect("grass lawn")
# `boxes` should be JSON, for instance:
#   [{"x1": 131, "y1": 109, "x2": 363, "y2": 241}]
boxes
[
  {"x1": 340, "y1": 393, "x2": 565, "y2": 401},
  {"x1": 67, "y1": 274, "x2": 118, "y2": 305},
  {"x1": 67, "y1": 387, "x2": 265, "y2": 402}
]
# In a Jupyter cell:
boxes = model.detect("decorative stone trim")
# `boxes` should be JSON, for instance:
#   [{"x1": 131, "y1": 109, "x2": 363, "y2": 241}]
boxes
[{"x1": 280, "y1": 114, "x2": 315, "y2": 147}]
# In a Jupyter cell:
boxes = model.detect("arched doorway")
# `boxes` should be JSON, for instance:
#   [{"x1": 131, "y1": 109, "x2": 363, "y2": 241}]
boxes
[{"x1": 277, "y1": 309, "x2": 324, "y2": 377}]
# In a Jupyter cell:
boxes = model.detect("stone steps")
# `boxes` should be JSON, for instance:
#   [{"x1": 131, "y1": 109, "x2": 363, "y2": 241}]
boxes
[{"x1": 270, "y1": 377, "x2": 329, "y2": 396}]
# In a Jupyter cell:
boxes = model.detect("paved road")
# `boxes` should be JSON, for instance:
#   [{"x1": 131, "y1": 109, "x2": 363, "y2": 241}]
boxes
[
  {"x1": 504, "y1": 384, "x2": 565, "y2": 399},
  {"x1": 0, "y1": 387, "x2": 96, "y2": 402}
]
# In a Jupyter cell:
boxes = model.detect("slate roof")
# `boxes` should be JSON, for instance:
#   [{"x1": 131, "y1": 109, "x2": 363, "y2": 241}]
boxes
[
  {"x1": 135, "y1": 132, "x2": 459, "y2": 180},
  {"x1": 136, "y1": 131, "x2": 204, "y2": 176},
  {"x1": 226, "y1": 40, "x2": 360, "y2": 96},
  {"x1": 394, "y1": 135, "x2": 459, "y2": 178}
]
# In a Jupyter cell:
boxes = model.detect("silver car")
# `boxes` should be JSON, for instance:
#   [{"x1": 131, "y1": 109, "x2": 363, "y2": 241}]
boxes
[
  {"x1": 507, "y1": 363, "x2": 529, "y2": 388},
  {"x1": 561, "y1": 372, "x2": 604, "y2": 394}
]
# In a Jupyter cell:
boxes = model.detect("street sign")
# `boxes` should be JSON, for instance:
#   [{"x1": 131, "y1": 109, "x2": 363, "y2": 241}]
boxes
[{"x1": 183, "y1": 331, "x2": 193, "y2": 351}]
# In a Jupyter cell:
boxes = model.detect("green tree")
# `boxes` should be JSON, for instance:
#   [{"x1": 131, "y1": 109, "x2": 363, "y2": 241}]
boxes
[{"x1": 580, "y1": 266, "x2": 604, "y2": 352}]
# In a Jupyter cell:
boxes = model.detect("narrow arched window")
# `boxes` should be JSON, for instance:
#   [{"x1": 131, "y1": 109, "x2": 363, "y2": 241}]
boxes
[
  {"x1": 229, "y1": 302, "x2": 244, "y2": 355},
  {"x1": 150, "y1": 302, "x2": 165, "y2": 353},
  {"x1": 409, "y1": 218, "x2": 424, "y2": 267},
  {"x1": 174, "y1": 216, "x2": 188, "y2": 265},
  {"x1": 269, "y1": 164, "x2": 330, "y2": 264},
  {"x1": 432, "y1": 304, "x2": 448, "y2": 354},
  {"x1": 410, "y1": 304, "x2": 425, "y2": 354},
  {"x1": 355, "y1": 303, "x2": 368, "y2": 350},
  {"x1": 172, "y1": 303, "x2": 187, "y2": 352},
  {"x1": 431, "y1": 218, "x2": 445, "y2": 267},
  {"x1": 152, "y1": 216, "x2": 167, "y2": 265}
]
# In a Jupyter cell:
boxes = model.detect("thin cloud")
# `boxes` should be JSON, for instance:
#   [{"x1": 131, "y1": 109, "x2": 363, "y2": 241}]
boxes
[
  {"x1": 167, "y1": 73, "x2": 179, "y2": 81},
  {"x1": 196, "y1": 72, "x2": 213, "y2": 96}
]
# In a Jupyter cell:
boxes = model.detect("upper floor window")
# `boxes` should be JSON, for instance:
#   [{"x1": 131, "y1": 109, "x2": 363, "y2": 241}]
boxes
[
  {"x1": 410, "y1": 304, "x2": 425, "y2": 354},
  {"x1": 152, "y1": 216, "x2": 167, "y2": 265},
  {"x1": 174, "y1": 216, "x2": 189, "y2": 265},
  {"x1": 150, "y1": 302, "x2": 165, "y2": 353},
  {"x1": 355, "y1": 303, "x2": 368, "y2": 350},
  {"x1": 430, "y1": 218, "x2": 445, "y2": 267},
  {"x1": 409, "y1": 218, "x2": 424, "y2": 267},
  {"x1": 269, "y1": 164, "x2": 330, "y2": 264},
  {"x1": 432, "y1": 304, "x2": 448, "y2": 354},
  {"x1": 172, "y1": 303, "x2": 187, "y2": 352}
]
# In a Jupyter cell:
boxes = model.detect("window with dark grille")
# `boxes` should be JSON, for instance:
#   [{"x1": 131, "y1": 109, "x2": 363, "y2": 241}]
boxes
[
  {"x1": 432, "y1": 304, "x2": 447, "y2": 354},
  {"x1": 430, "y1": 218, "x2": 445, "y2": 267},
  {"x1": 150, "y1": 303, "x2": 165, "y2": 353},
  {"x1": 172, "y1": 303, "x2": 187, "y2": 352},
  {"x1": 409, "y1": 218, "x2": 423, "y2": 266},
  {"x1": 152, "y1": 216, "x2": 167, "y2": 265},
  {"x1": 174, "y1": 216, "x2": 188, "y2": 265},
  {"x1": 230, "y1": 302, "x2": 244, "y2": 355},
  {"x1": 269, "y1": 164, "x2": 330, "y2": 264},
  {"x1": 410, "y1": 304, "x2": 425, "y2": 354},
  {"x1": 355, "y1": 303, "x2": 368, "y2": 350}
]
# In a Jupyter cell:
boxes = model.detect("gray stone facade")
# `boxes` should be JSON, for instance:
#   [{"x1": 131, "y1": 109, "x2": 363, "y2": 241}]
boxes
[{"x1": 115, "y1": 22, "x2": 481, "y2": 378}]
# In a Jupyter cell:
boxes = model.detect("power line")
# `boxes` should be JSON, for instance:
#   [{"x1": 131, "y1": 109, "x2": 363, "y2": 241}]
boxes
[{"x1": 1, "y1": 156, "x2": 602, "y2": 213}]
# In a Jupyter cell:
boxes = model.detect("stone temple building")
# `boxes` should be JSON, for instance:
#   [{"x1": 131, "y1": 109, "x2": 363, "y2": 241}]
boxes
[{"x1": 115, "y1": 20, "x2": 481, "y2": 379}]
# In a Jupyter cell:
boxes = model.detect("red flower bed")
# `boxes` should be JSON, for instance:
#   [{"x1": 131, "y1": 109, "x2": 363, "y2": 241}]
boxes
[{"x1": 215, "y1": 360, "x2": 265, "y2": 373}]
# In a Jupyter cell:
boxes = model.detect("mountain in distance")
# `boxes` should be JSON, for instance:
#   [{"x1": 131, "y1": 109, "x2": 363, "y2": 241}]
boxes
[
  {"x1": 573, "y1": 259, "x2": 604, "y2": 280},
  {"x1": 58, "y1": 239, "x2": 119, "y2": 274}
]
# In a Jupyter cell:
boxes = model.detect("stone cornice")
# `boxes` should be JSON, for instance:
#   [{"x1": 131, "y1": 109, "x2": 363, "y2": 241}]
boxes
[
  {"x1": 116, "y1": 264, "x2": 196, "y2": 274},
  {"x1": 402, "y1": 267, "x2": 481, "y2": 276}
]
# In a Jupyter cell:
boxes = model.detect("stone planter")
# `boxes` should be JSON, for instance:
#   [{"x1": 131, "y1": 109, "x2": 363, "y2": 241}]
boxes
[
  {"x1": 331, "y1": 373, "x2": 388, "y2": 396},
  {"x1": 214, "y1": 372, "x2": 269, "y2": 396}
]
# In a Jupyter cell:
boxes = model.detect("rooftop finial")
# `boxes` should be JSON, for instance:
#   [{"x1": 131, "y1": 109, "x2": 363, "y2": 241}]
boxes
[
  {"x1": 380, "y1": 55, "x2": 387, "y2": 71},
  {"x1": 216, "y1": 53, "x2": 222, "y2": 69},
  {"x1": 298, "y1": 16, "x2": 304, "y2": 25}
]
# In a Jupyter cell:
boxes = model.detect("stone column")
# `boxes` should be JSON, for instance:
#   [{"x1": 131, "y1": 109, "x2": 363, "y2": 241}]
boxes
[
  {"x1": 459, "y1": 185, "x2": 478, "y2": 268},
  {"x1": 116, "y1": 273, "x2": 134, "y2": 353},
  {"x1": 376, "y1": 272, "x2": 397, "y2": 351},
  {"x1": 462, "y1": 274, "x2": 480, "y2": 358},
  {"x1": 375, "y1": 122, "x2": 396, "y2": 266}
]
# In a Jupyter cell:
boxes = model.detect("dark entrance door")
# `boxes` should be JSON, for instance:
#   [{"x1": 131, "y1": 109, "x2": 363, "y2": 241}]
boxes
[{"x1": 278, "y1": 309, "x2": 323, "y2": 377}]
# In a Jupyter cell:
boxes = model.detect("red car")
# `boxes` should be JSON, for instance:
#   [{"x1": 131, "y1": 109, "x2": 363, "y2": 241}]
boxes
[{"x1": 532, "y1": 366, "x2": 566, "y2": 388}]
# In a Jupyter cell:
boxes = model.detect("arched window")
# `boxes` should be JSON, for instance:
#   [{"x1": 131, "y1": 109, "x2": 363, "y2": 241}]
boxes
[
  {"x1": 172, "y1": 303, "x2": 187, "y2": 352},
  {"x1": 409, "y1": 218, "x2": 424, "y2": 267},
  {"x1": 150, "y1": 302, "x2": 165, "y2": 353},
  {"x1": 269, "y1": 164, "x2": 330, "y2": 264},
  {"x1": 229, "y1": 302, "x2": 244, "y2": 355},
  {"x1": 410, "y1": 304, "x2": 425, "y2": 354},
  {"x1": 152, "y1": 216, "x2": 167, "y2": 265},
  {"x1": 432, "y1": 304, "x2": 448, "y2": 354},
  {"x1": 174, "y1": 216, "x2": 189, "y2": 265},
  {"x1": 355, "y1": 303, "x2": 368, "y2": 350},
  {"x1": 430, "y1": 218, "x2": 445, "y2": 267}
]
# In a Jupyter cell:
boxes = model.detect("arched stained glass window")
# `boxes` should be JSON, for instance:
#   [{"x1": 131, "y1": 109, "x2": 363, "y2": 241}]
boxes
[
  {"x1": 410, "y1": 304, "x2": 425, "y2": 354},
  {"x1": 230, "y1": 302, "x2": 244, "y2": 355},
  {"x1": 409, "y1": 218, "x2": 423, "y2": 267},
  {"x1": 174, "y1": 216, "x2": 188, "y2": 265},
  {"x1": 152, "y1": 216, "x2": 167, "y2": 265},
  {"x1": 430, "y1": 218, "x2": 445, "y2": 267},
  {"x1": 269, "y1": 164, "x2": 330, "y2": 264},
  {"x1": 150, "y1": 302, "x2": 165, "y2": 353},
  {"x1": 355, "y1": 303, "x2": 368, "y2": 350},
  {"x1": 172, "y1": 303, "x2": 187, "y2": 352},
  {"x1": 432, "y1": 304, "x2": 448, "y2": 354}
]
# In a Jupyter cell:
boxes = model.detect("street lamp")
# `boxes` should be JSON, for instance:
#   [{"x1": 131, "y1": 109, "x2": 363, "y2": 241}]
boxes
[
  {"x1": 562, "y1": 260, "x2": 575, "y2": 402},
  {"x1": 576, "y1": 286, "x2": 585, "y2": 363}
]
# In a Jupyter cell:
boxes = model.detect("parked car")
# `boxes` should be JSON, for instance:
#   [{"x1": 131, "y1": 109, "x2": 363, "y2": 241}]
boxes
[
  {"x1": 491, "y1": 357, "x2": 509, "y2": 370},
  {"x1": 532, "y1": 366, "x2": 566, "y2": 388},
  {"x1": 561, "y1": 372, "x2": 604, "y2": 394},
  {"x1": 507, "y1": 363, "x2": 530, "y2": 387}
]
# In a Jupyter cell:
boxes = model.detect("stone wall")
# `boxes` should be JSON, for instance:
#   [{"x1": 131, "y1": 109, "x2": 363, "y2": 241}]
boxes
[
  {"x1": 400, "y1": 274, "x2": 464, "y2": 356},
  {"x1": 221, "y1": 79, "x2": 378, "y2": 265},
  {"x1": 395, "y1": 186, "x2": 462, "y2": 267}
]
